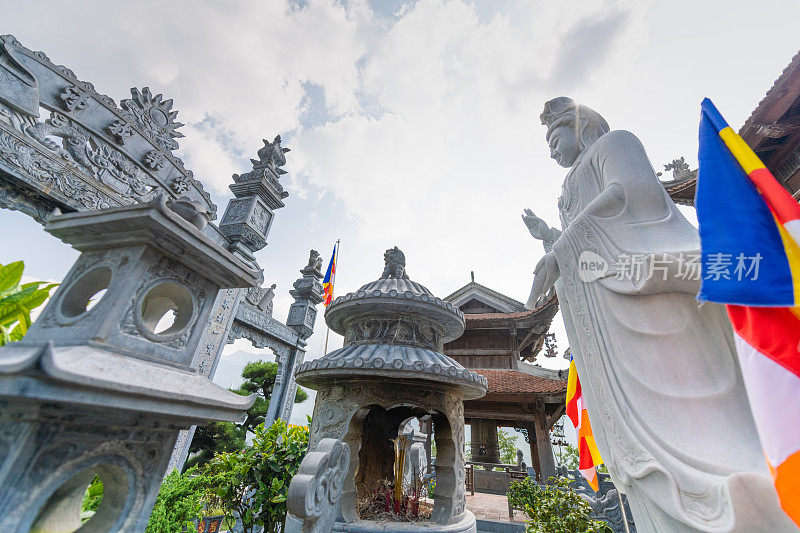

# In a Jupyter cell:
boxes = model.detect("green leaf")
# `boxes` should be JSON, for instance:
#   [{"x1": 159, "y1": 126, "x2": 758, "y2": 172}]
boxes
[{"x1": 0, "y1": 261, "x2": 23, "y2": 295}]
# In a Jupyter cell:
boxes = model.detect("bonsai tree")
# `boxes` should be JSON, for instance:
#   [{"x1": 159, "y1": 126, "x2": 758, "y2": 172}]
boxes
[{"x1": 187, "y1": 359, "x2": 309, "y2": 469}]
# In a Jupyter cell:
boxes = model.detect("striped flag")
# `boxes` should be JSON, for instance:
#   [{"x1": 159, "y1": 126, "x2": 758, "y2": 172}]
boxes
[
  {"x1": 322, "y1": 243, "x2": 337, "y2": 307},
  {"x1": 696, "y1": 98, "x2": 800, "y2": 525},
  {"x1": 566, "y1": 354, "x2": 603, "y2": 491}
]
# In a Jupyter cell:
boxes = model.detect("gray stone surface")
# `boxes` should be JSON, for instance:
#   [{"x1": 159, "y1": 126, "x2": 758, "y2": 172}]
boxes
[
  {"x1": 286, "y1": 438, "x2": 351, "y2": 533},
  {"x1": 0, "y1": 35, "x2": 216, "y2": 224},
  {"x1": 0, "y1": 199, "x2": 257, "y2": 531},
  {"x1": 524, "y1": 97, "x2": 798, "y2": 532},
  {"x1": 0, "y1": 32, "x2": 326, "y2": 489},
  {"x1": 292, "y1": 248, "x2": 487, "y2": 533}
]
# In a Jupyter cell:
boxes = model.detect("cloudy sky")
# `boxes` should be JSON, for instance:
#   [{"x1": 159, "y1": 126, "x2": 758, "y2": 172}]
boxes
[{"x1": 3, "y1": 0, "x2": 799, "y2": 453}]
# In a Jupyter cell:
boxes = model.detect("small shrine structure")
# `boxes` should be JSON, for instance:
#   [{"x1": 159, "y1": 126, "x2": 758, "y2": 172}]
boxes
[
  {"x1": 443, "y1": 279, "x2": 566, "y2": 488},
  {"x1": 292, "y1": 247, "x2": 488, "y2": 533}
]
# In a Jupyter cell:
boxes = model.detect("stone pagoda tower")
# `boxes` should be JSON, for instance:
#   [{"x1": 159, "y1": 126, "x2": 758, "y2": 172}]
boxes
[{"x1": 293, "y1": 247, "x2": 487, "y2": 533}]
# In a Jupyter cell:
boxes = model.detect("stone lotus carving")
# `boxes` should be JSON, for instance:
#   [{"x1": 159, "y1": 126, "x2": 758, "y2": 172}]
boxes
[
  {"x1": 286, "y1": 438, "x2": 350, "y2": 533},
  {"x1": 120, "y1": 87, "x2": 184, "y2": 151}
]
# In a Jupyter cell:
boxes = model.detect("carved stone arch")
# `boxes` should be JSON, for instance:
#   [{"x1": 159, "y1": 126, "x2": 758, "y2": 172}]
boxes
[
  {"x1": 0, "y1": 35, "x2": 217, "y2": 225},
  {"x1": 18, "y1": 438, "x2": 160, "y2": 532}
]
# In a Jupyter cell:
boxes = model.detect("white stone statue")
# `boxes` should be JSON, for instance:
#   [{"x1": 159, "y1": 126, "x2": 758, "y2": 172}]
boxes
[{"x1": 523, "y1": 97, "x2": 797, "y2": 532}]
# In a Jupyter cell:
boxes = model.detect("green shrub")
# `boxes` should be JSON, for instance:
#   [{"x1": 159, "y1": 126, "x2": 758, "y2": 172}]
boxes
[
  {"x1": 145, "y1": 468, "x2": 205, "y2": 533},
  {"x1": 80, "y1": 475, "x2": 103, "y2": 523},
  {"x1": 508, "y1": 477, "x2": 611, "y2": 533},
  {"x1": 202, "y1": 419, "x2": 309, "y2": 533},
  {"x1": 0, "y1": 261, "x2": 56, "y2": 345}
]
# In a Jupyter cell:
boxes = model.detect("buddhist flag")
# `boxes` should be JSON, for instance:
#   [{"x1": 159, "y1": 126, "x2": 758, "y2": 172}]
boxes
[
  {"x1": 322, "y1": 243, "x2": 337, "y2": 307},
  {"x1": 696, "y1": 98, "x2": 800, "y2": 525},
  {"x1": 566, "y1": 354, "x2": 603, "y2": 491}
]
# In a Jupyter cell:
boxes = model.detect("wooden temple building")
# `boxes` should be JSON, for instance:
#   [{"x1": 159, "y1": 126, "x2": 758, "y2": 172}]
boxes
[
  {"x1": 442, "y1": 279, "x2": 566, "y2": 485},
  {"x1": 664, "y1": 50, "x2": 800, "y2": 204}
]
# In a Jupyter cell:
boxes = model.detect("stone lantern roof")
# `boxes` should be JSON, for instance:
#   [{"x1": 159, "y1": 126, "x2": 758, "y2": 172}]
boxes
[{"x1": 294, "y1": 247, "x2": 488, "y2": 399}]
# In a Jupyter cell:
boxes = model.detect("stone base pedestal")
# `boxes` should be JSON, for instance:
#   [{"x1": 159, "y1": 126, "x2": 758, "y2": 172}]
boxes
[{"x1": 333, "y1": 510, "x2": 477, "y2": 533}]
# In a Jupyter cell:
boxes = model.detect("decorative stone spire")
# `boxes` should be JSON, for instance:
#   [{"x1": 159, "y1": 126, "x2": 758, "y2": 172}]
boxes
[
  {"x1": 286, "y1": 249, "x2": 324, "y2": 340},
  {"x1": 219, "y1": 135, "x2": 290, "y2": 263}
]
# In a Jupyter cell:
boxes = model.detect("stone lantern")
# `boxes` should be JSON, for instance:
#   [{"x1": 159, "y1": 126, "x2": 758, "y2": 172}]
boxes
[
  {"x1": 0, "y1": 197, "x2": 258, "y2": 531},
  {"x1": 294, "y1": 247, "x2": 487, "y2": 533}
]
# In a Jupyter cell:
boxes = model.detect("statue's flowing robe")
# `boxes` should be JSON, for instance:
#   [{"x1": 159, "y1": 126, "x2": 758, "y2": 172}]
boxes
[{"x1": 550, "y1": 130, "x2": 797, "y2": 532}]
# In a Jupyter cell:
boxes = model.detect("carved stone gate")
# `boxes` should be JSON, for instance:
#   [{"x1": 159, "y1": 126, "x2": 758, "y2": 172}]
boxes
[{"x1": 0, "y1": 34, "x2": 321, "y2": 472}]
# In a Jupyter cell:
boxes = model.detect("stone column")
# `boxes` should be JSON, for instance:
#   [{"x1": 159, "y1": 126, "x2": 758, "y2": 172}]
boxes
[
  {"x1": 470, "y1": 418, "x2": 500, "y2": 464},
  {"x1": 270, "y1": 252, "x2": 323, "y2": 422}
]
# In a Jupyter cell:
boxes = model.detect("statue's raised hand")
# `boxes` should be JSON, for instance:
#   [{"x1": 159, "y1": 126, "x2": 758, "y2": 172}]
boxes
[
  {"x1": 527, "y1": 252, "x2": 559, "y2": 309},
  {"x1": 522, "y1": 209, "x2": 555, "y2": 242}
]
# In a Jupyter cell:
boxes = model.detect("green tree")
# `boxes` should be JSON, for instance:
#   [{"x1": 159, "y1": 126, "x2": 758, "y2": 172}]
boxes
[
  {"x1": 186, "y1": 421, "x2": 246, "y2": 470},
  {"x1": 80, "y1": 475, "x2": 103, "y2": 523},
  {"x1": 233, "y1": 360, "x2": 308, "y2": 434},
  {"x1": 0, "y1": 261, "x2": 56, "y2": 345},
  {"x1": 203, "y1": 420, "x2": 309, "y2": 533},
  {"x1": 187, "y1": 359, "x2": 309, "y2": 469},
  {"x1": 555, "y1": 443, "x2": 607, "y2": 473},
  {"x1": 556, "y1": 443, "x2": 580, "y2": 470},
  {"x1": 508, "y1": 476, "x2": 611, "y2": 533},
  {"x1": 498, "y1": 429, "x2": 519, "y2": 465}
]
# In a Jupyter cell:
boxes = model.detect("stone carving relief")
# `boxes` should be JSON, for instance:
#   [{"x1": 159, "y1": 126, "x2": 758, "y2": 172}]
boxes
[
  {"x1": 119, "y1": 87, "x2": 184, "y2": 151},
  {"x1": 286, "y1": 438, "x2": 350, "y2": 533},
  {"x1": 26, "y1": 111, "x2": 159, "y2": 201},
  {"x1": 245, "y1": 283, "x2": 276, "y2": 315},
  {"x1": 0, "y1": 34, "x2": 217, "y2": 222},
  {"x1": 119, "y1": 255, "x2": 208, "y2": 349},
  {"x1": 343, "y1": 316, "x2": 442, "y2": 351}
]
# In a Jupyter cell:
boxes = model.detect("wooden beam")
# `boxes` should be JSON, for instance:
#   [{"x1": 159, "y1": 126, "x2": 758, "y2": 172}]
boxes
[
  {"x1": 446, "y1": 348, "x2": 512, "y2": 356},
  {"x1": 546, "y1": 404, "x2": 565, "y2": 431}
]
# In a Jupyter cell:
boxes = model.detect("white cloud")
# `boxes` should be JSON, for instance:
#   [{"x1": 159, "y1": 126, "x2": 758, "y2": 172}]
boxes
[{"x1": 5, "y1": 0, "x2": 800, "y2": 387}]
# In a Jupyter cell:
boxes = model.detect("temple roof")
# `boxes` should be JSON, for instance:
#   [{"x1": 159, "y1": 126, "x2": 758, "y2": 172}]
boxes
[
  {"x1": 444, "y1": 281, "x2": 527, "y2": 314},
  {"x1": 477, "y1": 369, "x2": 567, "y2": 395},
  {"x1": 664, "y1": 49, "x2": 800, "y2": 205},
  {"x1": 461, "y1": 293, "x2": 558, "y2": 328}
]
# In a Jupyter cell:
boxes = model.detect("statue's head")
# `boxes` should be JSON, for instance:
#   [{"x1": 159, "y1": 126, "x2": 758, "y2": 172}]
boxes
[{"x1": 541, "y1": 97, "x2": 609, "y2": 168}]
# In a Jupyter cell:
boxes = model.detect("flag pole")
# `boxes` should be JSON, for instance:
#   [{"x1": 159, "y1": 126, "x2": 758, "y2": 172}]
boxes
[{"x1": 322, "y1": 239, "x2": 340, "y2": 355}]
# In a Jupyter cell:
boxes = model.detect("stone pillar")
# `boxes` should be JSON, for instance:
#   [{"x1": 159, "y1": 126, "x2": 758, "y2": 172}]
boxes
[
  {"x1": 533, "y1": 408, "x2": 556, "y2": 482},
  {"x1": 218, "y1": 135, "x2": 289, "y2": 267},
  {"x1": 470, "y1": 418, "x2": 500, "y2": 464},
  {"x1": 167, "y1": 135, "x2": 294, "y2": 472},
  {"x1": 0, "y1": 198, "x2": 257, "y2": 531},
  {"x1": 268, "y1": 251, "x2": 323, "y2": 422}
]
